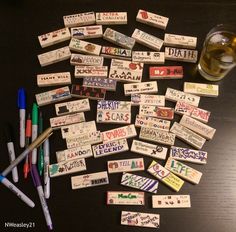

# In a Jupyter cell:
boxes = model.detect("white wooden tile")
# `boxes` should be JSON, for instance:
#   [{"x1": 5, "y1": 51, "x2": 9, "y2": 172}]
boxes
[
  {"x1": 184, "y1": 82, "x2": 219, "y2": 97},
  {"x1": 70, "y1": 54, "x2": 104, "y2": 66},
  {"x1": 71, "y1": 171, "x2": 109, "y2": 189},
  {"x1": 75, "y1": 66, "x2": 108, "y2": 78},
  {"x1": 83, "y1": 77, "x2": 116, "y2": 91},
  {"x1": 170, "y1": 122, "x2": 206, "y2": 150},
  {"x1": 50, "y1": 112, "x2": 85, "y2": 129},
  {"x1": 121, "y1": 172, "x2": 159, "y2": 193},
  {"x1": 165, "y1": 47, "x2": 198, "y2": 63},
  {"x1": 101, "y1": 46, "x2": 132, "y2": 60},
  {"x1": 49, "y1": 158, "x2": 86, "y2": 177},
  {"x1": 38, "y1": 46, "x2": 71, "y2": 67},
  {"x1": 165, "y1": 157, "x2": 202, "y2": 184},
  {"x1": 136, "y1": 9, "x2": 169, "y2": 29},
  {"x1": 35, "y1": 86, "x2": 71, "y2": 106},
  {"x1": 132, "y1": 29, "x2": 163, "y2": 51},
  {"x1": 71, "y1": 25, "x2": 103, "y2": 39},
  {"x1": 96, "y1": 12, "x2": 127, "y2": 25},
  {"x1": 170, "y1": 146, "x2": 207, "y2": 164},
  {"x1": 152, "y1": 195, "x2": 191, "y2": 208},
  {"x1": 92, "y1": 139, "x2": 129, "y2": 158},
  {"x1": 179, "y1": 115, "x2": 216, "y2": 140},
  {"x1": 131, "y1": 94, "x2": 165, "y2": 106},
  {"x1": 37, "y1": 72, "x2": 71, "y2": 87},
  {"x1": 132, "y1": 51, "x2": 165, "y2": 64},
  {"x1": 103, "y1": 28, "x2": 135, "y2": 50},
  {"x1": 131, "y1": 139, "x2": 167, "y2": 160},
  {"x1": 121, "y1": 211, "x2": 160, "y2": 228},
  {"x1": 124, "y1": 81, "x2": 158, "y2": 96},
  {"x1": 63, "y1": 12, "x2": 96, "y2": 27},
  {"x1": 139, "y1": 127, "x2": 175, "y2": 146},
  {"x1": 38, "y1": 27, "x2": 71, "y2": 48},
  {"x1": 107, "y1": 191, "x2": 145, "y2": 205}
]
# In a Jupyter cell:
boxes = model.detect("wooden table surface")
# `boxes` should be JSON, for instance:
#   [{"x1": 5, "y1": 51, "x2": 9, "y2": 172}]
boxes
[{"x1": 0, "y1": 0, "x2": 236, "y2": 231}]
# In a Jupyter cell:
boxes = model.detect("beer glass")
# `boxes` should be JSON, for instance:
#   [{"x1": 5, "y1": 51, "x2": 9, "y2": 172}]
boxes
[{"x1": 198, "y1": 24, "x2": 236, "y2": 81}]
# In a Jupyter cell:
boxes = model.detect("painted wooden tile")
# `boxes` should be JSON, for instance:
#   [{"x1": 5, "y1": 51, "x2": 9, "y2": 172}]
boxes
[
  {"x1": 55, "y1": 98, "x2": 90, "y2": 116},
  {"x1": 170, "y1": 146, "x2": 207, "y2": 164},
  {"x1": 83, "y1": 77, "x2": 116, "y2": 91},
  {"x1": 63, "y1": 12, "x2": 96, "y2": 27},
  {"x1": 124, "y1": 81, "x2": 158, "y2": 96},
  {"x1": 165, "y1": 88, "x2": 200, "y2": 107},
  {"x1": 165, "y1": 157, "x2": 202, "y2": 184},
  {"x1": 165, "y1": 47, "x2": 198, "y2": 63},
  {"x1": 103, "y1": 28, "x2": 135, "y2": 50},
  {"x1": 179, "y1": 115, "x2": 216, "y2": 140},
  {"x1": 37, "y1": 72, "x2": 71, "y2": 87},
  {"x1": 139, "y1": 127, "x2": 175, "y2": 146},
  {"x1": 121, "y1": 172, "x2": 159, "y2": 193},
  {"x1": 131, "y1": 94, "x2": 165, "y2": 106},
  {"x1": 139, "y1": 105, "x2": 174, "y2": 120},
  {"x1": 102, "y1": 124, "x2": 137, "y2": 143},
  {"x1": 184, "y1": 82, "x2": 219, "y2": 97},
  {"x1": 109, "y1": 59, "x2": 143, "y2": 83},
  {"x1": 56, "y1": 144, "x2": 93, "y2": 162},
  {"x1": 152, "y1": 195, "x2": 191, "y2": 208},
  {"x1": 107, "y1": 191, "x2": 145, "y2": 205},
  {"x1": 132, "y1": 51, "x2": 165, "y2": 64},
  {"x1": 50, "y1": 112, "x2": 85, "y2": 129},
  {"x1": 71, "y1": 25, "x2": 103, "y2": 39},
  {"x1": 96, "y1": 12, "x2": 127, "y2": 25},
  {"x1": 108, "y1": 158, "x2": 144, "y2": 173},
  {"x1": 69, "y1": 38, "x2": 101, "y2": 55},
  {"x1": 132, "y1": 29, "x2": 163, "y2": 51},
  {"x1": 38, "y1": 27, "x2": 71, "y2": 48},
  {"x1": 35, "y1": 86, "x2": 71, "y2": 106},
  {"x1": 149, "y1": 66, "x2": 183, "y2": 79},
  {"x1": 75, "y1": 66, "x2": 108, "y2": 78},
  {"x1": 191, "y1": 107, "x2": 211, "y2": 123},
  {"x1": 147, "y1": 160, "x2": 184, "y2": 192},
  {"x1": 49, "y1": 158, "x2": 86, "y2": 177},
  {"x1": 38, "y1": 46, "x2": 71, "y2": 66},
  {"x1": 136, "y1": 9, "x2": 169, "y2": 29},
  {"x1": 131, "y1": 139, "x2": 167, "y2": 160},
  {"x1": 170, "y1": 122, "x2": 206, "y2": 150},
  {"x1": 92, "y1": 139, "x2": 129, "y2": 158},
  {"x1": 135, "y1": 115, "x2": 170, "y2": 131},
  {"x1": 121, "y1": 211, "x2": 160, "y2": 228},
  {"x1": 164, "y1": 33, "x2": 197, "y2": 49},
  {"x1": 101, "y1": 46, "x2": 132, "y2": 60},
  {"x1": 66, "y1": 131, "x2": 103, "y2": 149},
  {"x1": 71, "y1": 171, "x2": 109, "y2": 189},
  {"x1": 61, "y1": 121, "x2": 97, "y2": 139},
  {"x1": 70, "y1": 54, "x2": 104, "y2": 66},
  {"x1": 71, "y1": 84, "x2": 106, "y2": 100}
]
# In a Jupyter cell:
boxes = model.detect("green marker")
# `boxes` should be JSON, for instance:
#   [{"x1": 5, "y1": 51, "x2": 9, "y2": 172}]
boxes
[{"x1": 31, "y1": 103, "x2": 38, "y2": 164}]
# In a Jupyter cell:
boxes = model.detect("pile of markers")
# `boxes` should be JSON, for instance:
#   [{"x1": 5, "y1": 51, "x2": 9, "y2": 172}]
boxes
[{"x1": 1, "y1": 10, "x2": 220, "y2": 230}]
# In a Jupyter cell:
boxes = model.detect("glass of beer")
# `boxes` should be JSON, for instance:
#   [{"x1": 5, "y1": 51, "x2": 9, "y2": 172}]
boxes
[{"x1": 198, "y1": 24, "x2": 236, "y2": 81}]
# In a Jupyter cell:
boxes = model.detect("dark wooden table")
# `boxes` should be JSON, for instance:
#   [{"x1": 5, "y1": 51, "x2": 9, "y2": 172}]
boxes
[{"x1": 0, "y1": 0, "x2": 236, "y2": 231}]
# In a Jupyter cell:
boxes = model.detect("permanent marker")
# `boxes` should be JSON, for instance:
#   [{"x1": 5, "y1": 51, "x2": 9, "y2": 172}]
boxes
[
  {"x1": 31, "y1": 164, "x2": 53, "y2": 230},
  {"x1": 18, "y1": 88, "x2": 26, "y2": 148},
  {"x1": 31, "y1": 103, "x2": 38, "y2": 164},
  {"x1": 38, "y1": 111, "x2": 44, "y2": 175},
  {"x1": 44, "y1": 139, "x2": 50, "y2": 199},
  {"x1": 5, "y1": 123, "x2": 18, "y2": 183},
  {"x1": 23, "y1": 114, "x2": 32, "y2": 179}
]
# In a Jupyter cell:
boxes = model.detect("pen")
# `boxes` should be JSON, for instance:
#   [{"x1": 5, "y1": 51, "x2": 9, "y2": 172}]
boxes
[
  {"x1": 31, "y1": 164, "x2": 53, "y2": 230},
  {"x1": 23, "y1": 114, "x2": 32, "y2": 179},
  {"x1": 31, "y1": 103, "x2": 38, "y2": 164},
  {"x1": 18, "y1": 88, "x2": 26, "y2": 148},
  {"x1": 38, "y1": 111, "x2": 44, "y2": 175},
  {"x1": 43, "y1": 139, "x2": 50, "y2": 199},
  {"x1": 1, "y1": 127, "x2": 53, "y2": 177},
  {"x1": 5, "y1": 123, "x2": 19, "y2": 183},
  {"x1": 0, "y1": 175, "x2": 35, "y2": 208}
]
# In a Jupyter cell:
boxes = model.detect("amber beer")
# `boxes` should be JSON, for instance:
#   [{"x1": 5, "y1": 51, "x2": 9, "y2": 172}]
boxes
[{"x1": 198, "y1": 25, "x2": 236, "y2": 81}]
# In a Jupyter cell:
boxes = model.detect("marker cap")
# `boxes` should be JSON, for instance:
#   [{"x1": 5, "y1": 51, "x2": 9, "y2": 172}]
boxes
[{"x1": 17, "y1": 88, "x2": 26, "y2": 109}]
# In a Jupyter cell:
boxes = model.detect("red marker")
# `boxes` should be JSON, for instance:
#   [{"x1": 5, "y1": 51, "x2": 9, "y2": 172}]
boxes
[{"x1": 23, "y1": 114, "x2": 32, "y2": 179}]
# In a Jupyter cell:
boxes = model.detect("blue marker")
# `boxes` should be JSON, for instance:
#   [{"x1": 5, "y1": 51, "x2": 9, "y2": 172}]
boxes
[{"x1": 17, "y1": 88, "x2": 26, "y2": 148}]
